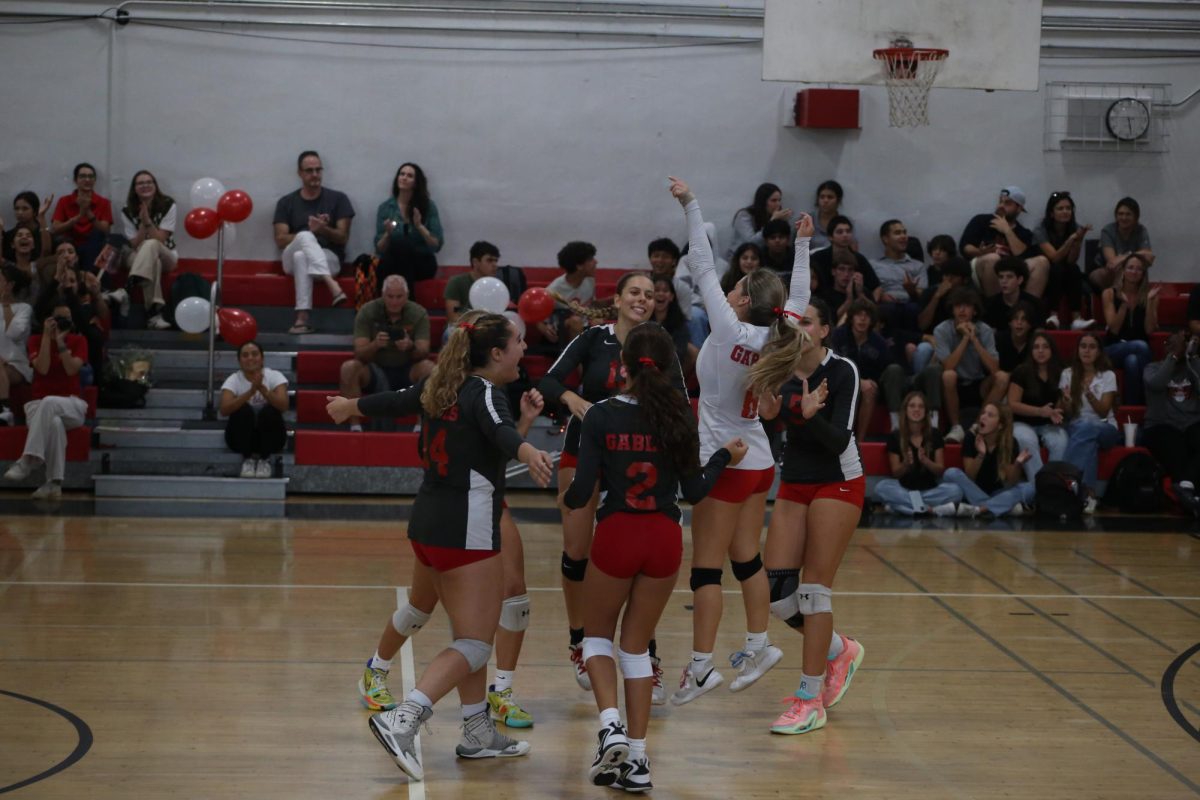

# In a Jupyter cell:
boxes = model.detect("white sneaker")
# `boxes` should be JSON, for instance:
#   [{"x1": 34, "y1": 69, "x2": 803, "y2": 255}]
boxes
[
  {"x1": 930, "y1": 502, "x2": 959, "y2": 517},
  {"x1": 956, "y1": 502, "x2": 982, "y2": 518},
  {"x1": 255, "y1": 458, "x2": 273, "y2": 478},
  {"x1": 368, "y1": 699, "x2": 432, "y2": 781},
  {"x1": 1010, "y1": 502, "x2": 1027, "y2": 516},
  {"x1": 147, "y1": 314, "x2": 171, "y2": 331},
  {"x1": 106, "y1": 289, "x2": 131, "y2": 317},
  {"x1": 728, "y1": 645, "x2": 783, "y2": 692},
  {"x1": 569, "y1": 643, "x2": 592, "y2": 691},
  {"x1": 1045, "y1": 313, "x2": 1060, "y2": 330},
  {"x1": 1083, "y1": 496, "x2": 1098, "y2": 515},
  {"x1": 32, "y1": 481, "x2": 62, "y2": 500},
  {"x1": 588, "y1": 721, "x2": 629, "y2": 786},
  {"x1": 1071, "y1": 317, "x2": 1095, "y2": 331},
  {"x1": 613, "y1": 755, "x2": 653, "y2": 793},
  {"x1": 240, "y1": 458, "x2": 257, "y2": 478},
  {"x1": 0, "y1": 409, "x2": 13, "y2": 426},
  {"x1": 455, "y1": 710, "x2": 530, "y2": 760},
  {"x1": 4, "y1": 459, "x2": 31, "y2": 481},
  {"x1": 669, "y1": 664, "x2": 723, "y2": 705},
  {"x1": 945, "y1": 424, "x2": 966, "y2": 444},
  {"x1": 650, "y1": 656, "x2": 666, "y2": 706}
]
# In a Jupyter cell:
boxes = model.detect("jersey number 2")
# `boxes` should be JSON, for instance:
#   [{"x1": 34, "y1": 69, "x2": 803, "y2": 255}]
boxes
[
  {"x1": 426, "y1": 429, "x2": 449, "y2": 477},
  {"x1": 740, "y1": 390, "x2": 759, "y2": 419},
  {"x1": 625, "y1": 461, "x2": 658, "y2": 510}
]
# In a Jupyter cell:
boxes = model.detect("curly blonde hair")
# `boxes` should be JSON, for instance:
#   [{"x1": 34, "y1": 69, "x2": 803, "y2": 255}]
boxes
[{"x1": 419, "y1": 311, "x2": 512, "y2": 417}]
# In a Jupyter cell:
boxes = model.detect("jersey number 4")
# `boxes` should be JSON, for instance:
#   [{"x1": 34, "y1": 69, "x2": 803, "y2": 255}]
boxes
[
  {"x1": 740, "y1": 390, "x2": 759, "y2": 419},
  {"x1": 625, "y1": 461, "x2": 659, "y2": 510},
  {"x1": 425, "y1": 428, "x2": 449, "y2": 477}
]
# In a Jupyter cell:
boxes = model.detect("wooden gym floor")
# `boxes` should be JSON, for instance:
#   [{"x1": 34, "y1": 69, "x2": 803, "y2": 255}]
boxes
[{"x1": 1, "y1": 493, "x2": 1198, "y2": 799}]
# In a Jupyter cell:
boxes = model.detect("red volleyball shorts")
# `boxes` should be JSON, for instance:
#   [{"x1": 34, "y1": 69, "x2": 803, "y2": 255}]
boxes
[
  {"x1": 590, "y1": 512, "x2": 683, "y2": 579},
  {"x1": 707, "y1": 466, "x2": 776, "y2": 504},
  {"x1": 776, "y1": 475, "x2": 866, "y2": 509},
  {"x1": 411, "y1": 541, "x2": 499, "y2": 572}
]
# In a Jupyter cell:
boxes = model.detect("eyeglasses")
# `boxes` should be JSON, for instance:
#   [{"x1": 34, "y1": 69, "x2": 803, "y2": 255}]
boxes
[
  {"x1": 301, "y1": 167, "x2": 323, "y2": 174},
  {"x1": 134, "y1": 180, "x2": 156, "y2": 187}
]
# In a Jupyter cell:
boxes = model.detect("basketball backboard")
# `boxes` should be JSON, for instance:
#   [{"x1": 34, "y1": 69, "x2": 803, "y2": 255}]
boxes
[{"x1": 762, "y1": 0, "x2": 1044, "y2": 92}]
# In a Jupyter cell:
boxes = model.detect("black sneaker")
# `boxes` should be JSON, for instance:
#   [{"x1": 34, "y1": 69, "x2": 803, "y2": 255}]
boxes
[
  {"x1": 610, "y1": 756, "x2": 652, "y2": 793},
  {"x1": 588, "y1": 722, "x2": 629, "y2": 785}
]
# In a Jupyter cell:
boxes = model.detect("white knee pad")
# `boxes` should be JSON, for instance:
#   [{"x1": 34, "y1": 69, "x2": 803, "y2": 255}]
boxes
[
  {"x1": 796, "y1": 583, "x2": 833, "y2": 615},
  {"x1": 499, "y1": 594, "x2": 530, "y2": 632},
  {"x1": 450, "y1": 638, "x2": 492, "y2": 672},
  {"x1": 391, "y1": 603, "x2": 432, "y2": 638},
  {"x1": 582, "y1": 636, "x2": 614, "y2": 663},
  {"x1": 617, "y1": 647, "x2": 653, "y2": 679}
]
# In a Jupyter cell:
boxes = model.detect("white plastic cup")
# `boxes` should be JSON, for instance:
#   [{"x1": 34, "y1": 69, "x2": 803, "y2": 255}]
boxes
[{"x1": 1123, "y1": 422, "x2": 1137, "y2": 448}]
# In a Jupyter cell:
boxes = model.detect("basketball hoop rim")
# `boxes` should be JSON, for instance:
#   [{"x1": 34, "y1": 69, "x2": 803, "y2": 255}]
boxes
[{"x1": 873, "y1": 47, "x2": 949, "y2": 62}]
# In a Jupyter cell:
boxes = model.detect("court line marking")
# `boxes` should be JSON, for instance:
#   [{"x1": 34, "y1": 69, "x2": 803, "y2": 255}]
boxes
[
  {"x1": 1073, "y1": 549, "x2": 1200, "y2": 620},
  {"x1": 395, "y1": 587, "x2": 425, "y2": 800},
  {"x1": 3, "y1": 579, "x2": 1198, "y2": 602}
]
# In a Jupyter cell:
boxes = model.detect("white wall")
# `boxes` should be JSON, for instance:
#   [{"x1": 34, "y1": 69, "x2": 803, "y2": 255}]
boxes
[{"x1": 1, "y1": 2, "x2": 1197, "y2": 279}]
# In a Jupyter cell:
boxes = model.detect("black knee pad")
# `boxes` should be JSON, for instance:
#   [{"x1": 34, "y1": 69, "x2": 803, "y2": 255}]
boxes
[
  {"x1": 689, "y1": 567, "x2": 723, "y2": 591},
  {"x1": 561, "y1": 551, "x2": 588, "y2": 582},
  {"x1": 731, "y1": 554, "x2": 763, "y2": 582},
  {"x1": 767, "y1": 568, "x2": 799, "y2": 601}
]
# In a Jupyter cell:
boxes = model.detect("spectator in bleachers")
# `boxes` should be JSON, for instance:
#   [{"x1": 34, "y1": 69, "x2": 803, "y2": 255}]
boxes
[
  {"x1": 1008, "y1": 331, "x2": 1068, "y2": 464},
  {"x1": 810, "y1": 179, "x2": 844, "y2": 251},
  {"x1": 1059, "y1": 333, "x2": 1120, "y2": 502},
  {"x1": 996, "y1": 300, "x2": 1036, "y2": 374},
  {"x1": 925, "y1": 234, "x2": 957, "y2": 286},
  {"x1": 1102, "y1": 253, "x2": 1157, "y2": 405},
  {"x1": 1033, "y1": 191, "x2": 1091, "y2": 330},
  {"x1": 983, "y1": 257, "x2": 1044, "y2": 331},
  {"x1": 652, "y1": 276, "x2": 695, "y2": 374},
  {"x1": 374, "y1": 162, "x2": 443, "y2": 288},
  {"x1": 959, "y1": 186, "x2": 1050, "y2": 299},
  {"x1": 119, "y1": 170, "x2": 178, "y2": 331},
  {"x1": 874, "y1": 391, "x2": 960, "y2": 515},
  {"x1": 2, "y1": 192, "x2": 53, "y2": 261},
  {"x1": 817, "y1": 249, "x2": 862, "y2": 326},
  {"x1": 943, "y1": 403, "x2": 1035, "y2": 518},
  {"x1": 1189, "y1": 284, "x2": 1200, "y2": 338},
  {"x1": 340, "y1": 275, "x2": 433, "y2": 431},
  {"x1": 7, "y1": 224, "x2": 42, "y2": 303},
  {"x1": 35, "y1": 257, "x2": 109, "y2": 378},
  {"x1": 648, "y1": 237, "x2": 681, "y2": 279},
  {"x1": 812, "y1": 215, "x2": 881, "y2": 300},
  {"x1": 540, "y1": 240, "x2": 597, "y2": 347},
  {"x1": 220, "y1": 340, "x2": 289, "y2": 480},
  {"x1": 1091, "y1": 196, "x2": 1154, "y2": 291},
  {"x1": 724, "y1": 182, "x2": 791, "y2": 260},
  {"x1": 832, "y1": 298, "x2": 893, "y2": 441},
  {"x1": 1143, "y1": 332, "x2": 1200, "y2": 516},
  {"x1": 720, "y1": 242, "x2": 763, "y2": 296},
  {"x1": 49, "y1": 163, "x2": 112, "y2": 272},
  {"x1": 872, "y1": 219, "x2": 926, "y2": 333},
  {"x1": 273, "y1": 150, "x2": 353, "y2": 335},
  {"x1": 917, "y1": 255, "x2": 970, "y2": 336},
  {"x1": 760, "y1": 219, "x2": 793, "y2": 275},
  {"x1": 671, "y1": 231, "x2": 726, "y2": 348},
  {"x1": 936, "y1": 287, "x2": 1004, "y2": 443},
  {"x1": 444, "y1": 241, "x2": 500, "y2": 327},
  {"x1": 0, "y1": 264, "x2": 33, "y2": 426},
  {"x1": 2, "y1": 300, "x2": 89, "y2": 499}
]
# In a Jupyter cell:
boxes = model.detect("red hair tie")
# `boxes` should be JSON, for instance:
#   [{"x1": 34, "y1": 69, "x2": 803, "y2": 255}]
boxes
[
  {"x1": 772, "y1": 306, "x2": 784, "y2": 317},
  {"x1": 638, "y1": 357, "x2": 658, "y2": 370},
  {"x1": 460, "y1": 322, "x2": 476, "y2": 332}
]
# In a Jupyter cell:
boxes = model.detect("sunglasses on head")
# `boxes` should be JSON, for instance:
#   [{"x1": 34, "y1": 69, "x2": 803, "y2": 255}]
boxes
[{"x1": 1050, "y1": 191, "x2": 1072, "y2": 201}]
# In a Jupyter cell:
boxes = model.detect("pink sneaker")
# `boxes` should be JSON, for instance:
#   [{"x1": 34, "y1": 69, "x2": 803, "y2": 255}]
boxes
[
  {"x1": 822, "y1": 635, "x2": 864, "y2": 709},
  {"x1": 769, "y1": 695, "x2": 826, "y2": 735}
]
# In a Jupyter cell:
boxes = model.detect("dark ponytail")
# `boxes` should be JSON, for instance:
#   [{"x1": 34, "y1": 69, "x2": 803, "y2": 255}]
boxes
[{"x1": 622, "y1": 323, "x2": 700, "y2": 476}]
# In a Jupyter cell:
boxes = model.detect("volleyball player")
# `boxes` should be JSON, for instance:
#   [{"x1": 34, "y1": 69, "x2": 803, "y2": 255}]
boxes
[
  {"x1": 749, "y1": 297, "x2": 866, "y2": 735},
  {"x1": 326, "y1": 313, "x2": 554, "y2": 781},
  {"x1": 538, "y1": 272, "x2": 684, "y2": 702},
  {"x1": 564, "y1": 323, "x2": 746, "y2": 791},
  {"x1": 666, "y1": 177, "x2": 812, "y2": 704}
]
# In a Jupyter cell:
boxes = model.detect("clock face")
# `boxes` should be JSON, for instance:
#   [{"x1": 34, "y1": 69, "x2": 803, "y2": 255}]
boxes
[{"x1": 1105, "y1": 98, "x2": 1150, "y2": 142}]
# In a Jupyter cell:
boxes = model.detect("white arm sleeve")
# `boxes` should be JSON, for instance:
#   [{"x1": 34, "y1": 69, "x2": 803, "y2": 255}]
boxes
[
  {"x1": 784, "y1": 236, "x2": 811, "y2": 318},
  {"x1": 684, "y1": 199, "x2": 742, "y2": 344}
]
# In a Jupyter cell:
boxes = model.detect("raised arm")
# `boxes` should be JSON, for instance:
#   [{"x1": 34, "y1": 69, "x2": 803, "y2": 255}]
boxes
[
  {"x1": 670, "y1": 177, "x2": 743, "y2": 344},
  {"x1": 784, "y1": 214, "x2": 813, "y2": 317}
]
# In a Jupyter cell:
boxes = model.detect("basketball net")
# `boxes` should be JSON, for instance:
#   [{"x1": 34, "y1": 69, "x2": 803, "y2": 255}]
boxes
[{"x1": 873, "y1": 39, "x2": 948, "y2": 127}]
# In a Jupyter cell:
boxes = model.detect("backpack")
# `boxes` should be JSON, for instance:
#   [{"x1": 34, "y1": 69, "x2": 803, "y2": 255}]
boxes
[
  {"x1": 167, "y1": 272, "x2": 211, "y2": 327},
  {"x1": 496, "y1": 265, "x2": 528, "y2": 304},
  {"x1": 1035, "y1": 461, "x2": 1087, "y2": 521},
  {"x1": 353, "y1": 254, "x2": 379, "y2": 309},
  {"x1": 1102, "y1": 451, "x2": 1166, "y2": 513}
]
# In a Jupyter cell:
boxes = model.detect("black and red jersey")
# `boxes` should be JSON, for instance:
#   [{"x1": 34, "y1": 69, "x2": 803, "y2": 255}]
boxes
[
  {"x1": 563, "y1": 395, "x2": 731, "y2": 523},
  {"x1": 358, "y1": 376, "x2": 525, "y2": 550},
  {"x1": 777, "y1": 350, "x2": 864, "y2": 485}
]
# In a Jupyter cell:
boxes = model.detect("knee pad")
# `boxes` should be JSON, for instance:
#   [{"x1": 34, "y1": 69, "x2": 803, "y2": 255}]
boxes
[
  {"x1": 796, "y1": 583, "x2": 833, "y2": 615},
  {"x1": 768, "y1": 569, "x2": 805, "y2": 629},
  {"x1": 617, "y1": 647, "x2": 653, "y2": 679},
  {"x1": 499, "y1": 593, "x2": 531, "y2": 632},
  {"x1": 730, "y1": 554, "x2": 763, "y2": 582},
  {"x1": 561, "y1": 551, "x2": 588, "y2": 582},
  {"x1": 449, "y1": 638, "x2": 492, "y2": 672},
  {"x1": 689, "y1": 567, "x2": 723, "y2": 591},
  {"x1": 581, "y1": 636, "x2": 614, "y2": 663},
  {"x1": 390, "y1": 603, "x2": 432, "y2": 638}
]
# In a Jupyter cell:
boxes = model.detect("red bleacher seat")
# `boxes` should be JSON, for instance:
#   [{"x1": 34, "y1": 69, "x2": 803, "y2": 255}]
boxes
[
  {"x1": 296, "y1": 351, "x2": 351, "y2": 384},
  {"x1": 414, "y1": 278, "x2": 448, "y2": 311},
  {"x1": 1159, "y1": 296, "x2": 1189, "y2": 327},
  {"x1": 293, "y1": 430, "x2": 422, "y2": 467},
  {"x1": 293, "y1": 390, "x2": 417, "y2": 426},
  {"x1": 0, "y1": 426, "x2": 90, "y2": 461},
  {"x1": 860, "y1": 442, "x2": 889, "y2": 475}
]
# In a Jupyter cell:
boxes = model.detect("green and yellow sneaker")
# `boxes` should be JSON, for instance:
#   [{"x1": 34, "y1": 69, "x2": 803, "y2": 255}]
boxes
[
  {"x1": 487, "y1": 685, "x2": 534, "y2": 728},
  {"x1": 359, "y1": 665, "x2": 398, "y2": 711}
]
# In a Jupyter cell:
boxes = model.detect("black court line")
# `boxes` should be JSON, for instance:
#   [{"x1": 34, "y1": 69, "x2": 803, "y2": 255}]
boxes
[
  {"x1": 995, "y1": 546, "x2": 1199, "y2": 669},
  {"x1": 1162, "y1": 643, "x2": 1200, "y2": 745},
  {"x1": 1073, "y1": 549, "x2": 1200, "y2": 620},
  {"x1": 863, "y1": 546, "x2": 1200, "y2": 796},
  {"x1": 0, "y1": 689, "x2": 93, "y2": 795}
]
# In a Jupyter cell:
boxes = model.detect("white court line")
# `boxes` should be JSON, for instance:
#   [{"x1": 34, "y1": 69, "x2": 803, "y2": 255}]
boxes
[
  {"x1": 3, "y1": 579, "x2": 1198, "y2": 602},
  {"x1": 395, "y1": 587, "x2": 425, "y2": 800}
]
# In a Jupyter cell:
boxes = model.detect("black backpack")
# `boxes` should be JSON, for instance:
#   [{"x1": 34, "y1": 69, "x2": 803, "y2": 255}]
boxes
[
  {"x1": 1102, "y1": 451, "x2": 1166, "y2": 513},
  {"x1": 496, "y1": 265, "x2": 528, "y2": 304},
  {"x1": 1035, "y1": 461, "x2": 1087, "y2": 521}
]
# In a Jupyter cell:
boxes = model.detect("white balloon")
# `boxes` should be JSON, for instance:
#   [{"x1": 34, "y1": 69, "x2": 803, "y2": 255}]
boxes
[
  {"x1": 190, "y1": 177, "x2": 226, "y2": 210},
  {"x1": 503, "y1": 310, "x2": 526, "y2": 339},
  {"x1": 175, "y1": 296, "x2": 211, "y2": 334},
  {"x1": 468, "y1": 276, "x2": 510, "y2": 314}
]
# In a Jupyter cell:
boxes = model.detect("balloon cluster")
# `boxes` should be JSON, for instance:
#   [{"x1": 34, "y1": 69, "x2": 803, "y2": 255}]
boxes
[
  {"x1": 183, "y1": 178, "x2": 253, "y2": 241},
  {"x1": 176, "y1": 300, "x2": 258, "y2": 345}
]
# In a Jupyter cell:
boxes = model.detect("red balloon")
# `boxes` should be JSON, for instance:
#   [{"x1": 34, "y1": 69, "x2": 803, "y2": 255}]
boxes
[
  {"x1": 218, "y1": 307, "x2": 258, "y2": 347},
  {"x1": 517, "y1": 287, "x2": 556, "y2": 324},
  {"x1": 217, "y1": 190, "x2": 253, "y2": 223},
  {"x1": 184, "y1": 207, "x2": 220, "y2": 239}
]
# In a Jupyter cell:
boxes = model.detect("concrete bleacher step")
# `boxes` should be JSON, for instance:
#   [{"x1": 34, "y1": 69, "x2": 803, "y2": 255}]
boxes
[
  {"x1": 97, "y1": 425, "x2": 238, "y2": 449},
  {"x1": 93, "y1": 474, "x2": 288, "y2": 501},
  {"x1": 96, "y1": 448, "x2": 293, "y2": 478},
  {"x1": 109, "y1": 328, "x2": 353, "y2": 351},
  {"x1": 96, "y1": 407, "x2": 298, "y2": 423}
]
